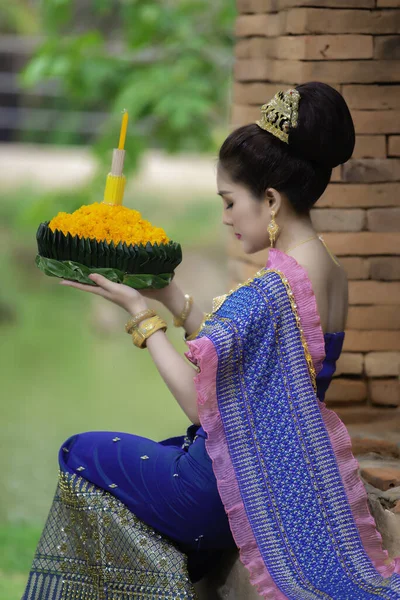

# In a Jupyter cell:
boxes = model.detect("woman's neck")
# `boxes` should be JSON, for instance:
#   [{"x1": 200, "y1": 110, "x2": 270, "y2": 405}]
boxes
[{"x1": 274, "y1": 213, "x2": 317, "y2": 255}]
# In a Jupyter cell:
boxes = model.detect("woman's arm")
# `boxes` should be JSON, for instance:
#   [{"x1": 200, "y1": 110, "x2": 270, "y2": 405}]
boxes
[
  {"x1": 144, "y1": 327, "x2": 200, "y2": 425},
  {"x1": 59, "y1": 274, "x2": 202, "y2": 424},
  {"x1": 142, "y1": 280, "x2": 205, "y2": 339}
]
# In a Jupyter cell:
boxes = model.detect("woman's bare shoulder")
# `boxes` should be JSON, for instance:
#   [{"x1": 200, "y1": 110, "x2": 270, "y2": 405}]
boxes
[{"x1": 296, "y1": 247, "x2": 348, "y2": 333}]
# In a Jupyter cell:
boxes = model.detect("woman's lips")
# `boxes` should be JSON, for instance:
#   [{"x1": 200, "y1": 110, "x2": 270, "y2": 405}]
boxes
[{"x1": 235, "y1": 233, "x2": 242, "y2": 239}]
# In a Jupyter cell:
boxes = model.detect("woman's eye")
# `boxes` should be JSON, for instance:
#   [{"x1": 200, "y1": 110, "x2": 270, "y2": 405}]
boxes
[{"x1": 226, "y1": 203, "x2": 233, "y2": 209}]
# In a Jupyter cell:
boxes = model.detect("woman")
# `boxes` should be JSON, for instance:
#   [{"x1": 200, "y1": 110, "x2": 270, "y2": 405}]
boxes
[{"x1": 23, "y1": 82, "x2": 400, "y2": 600}]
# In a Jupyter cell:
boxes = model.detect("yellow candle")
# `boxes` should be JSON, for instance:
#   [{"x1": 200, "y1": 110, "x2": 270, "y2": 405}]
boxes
[{"x1": 118, "y1": 110, "x2": 129, "y2": 150}]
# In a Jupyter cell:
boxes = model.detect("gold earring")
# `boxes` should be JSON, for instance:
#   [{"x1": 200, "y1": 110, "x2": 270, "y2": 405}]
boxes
[{"x1": 268, "y1": 209, "x2": 279, "y2": 247}]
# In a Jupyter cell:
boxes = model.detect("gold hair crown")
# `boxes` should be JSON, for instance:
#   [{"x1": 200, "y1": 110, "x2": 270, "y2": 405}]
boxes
[{"x1": 256, "y1": 88, "x2": 301, "y2": 144}]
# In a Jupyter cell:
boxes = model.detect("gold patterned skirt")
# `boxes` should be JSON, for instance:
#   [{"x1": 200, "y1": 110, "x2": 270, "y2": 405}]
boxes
[{"x1": 22, "y1": 470, "x2": 197, "y2": 600}]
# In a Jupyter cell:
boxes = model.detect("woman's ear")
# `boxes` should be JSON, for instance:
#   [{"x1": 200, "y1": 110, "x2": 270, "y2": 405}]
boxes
[{"x1": 265, "y1": 188, "x2": 281, "y2": 214}]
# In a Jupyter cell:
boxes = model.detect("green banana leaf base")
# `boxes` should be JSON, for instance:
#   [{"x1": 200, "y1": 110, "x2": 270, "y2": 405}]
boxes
[{"x1": 36, "y1": 255, "x2": 174, "y2": 289}]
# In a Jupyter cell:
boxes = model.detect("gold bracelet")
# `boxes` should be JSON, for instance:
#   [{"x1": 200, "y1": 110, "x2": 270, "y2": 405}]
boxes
[
  {"x1": 131, "y1": 315, "x2": 168, "y2": 349},
  {"x1": 173, "y1": 294, "x2": 193, "y2": 328},
  {"x1": 125, "y1": 309, "x2": 156, "y2": 334}
]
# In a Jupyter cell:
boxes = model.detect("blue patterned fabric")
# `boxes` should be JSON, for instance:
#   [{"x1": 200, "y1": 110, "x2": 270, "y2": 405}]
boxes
[
  {"x1": 58, "y1": 330, "x2": 343, "y2": 559},
  {"x1": 194, "y1": 330, "x2": 344, "y2": 440},
  {"x1": 194, "y1": 269, "x2": 400, "y2": 598}
]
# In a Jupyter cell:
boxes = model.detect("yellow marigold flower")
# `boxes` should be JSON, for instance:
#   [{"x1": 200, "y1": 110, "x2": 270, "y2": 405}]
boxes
[{"x1": 49, "y1": 202, "x2": 170, "y2": 246}]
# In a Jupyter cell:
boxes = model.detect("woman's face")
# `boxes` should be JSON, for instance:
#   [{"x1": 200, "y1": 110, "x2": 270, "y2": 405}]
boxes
[{"x1": 217, "y1": 165, "x2": 273, "y2": 254}]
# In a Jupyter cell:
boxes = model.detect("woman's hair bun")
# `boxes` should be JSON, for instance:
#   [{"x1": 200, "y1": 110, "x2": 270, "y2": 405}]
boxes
[{"x1": 289, "y1": 82, "x2": 355, "y2": 169}]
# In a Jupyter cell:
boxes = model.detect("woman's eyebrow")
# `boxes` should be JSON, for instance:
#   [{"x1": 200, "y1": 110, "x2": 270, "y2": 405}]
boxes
[{"x1": 217, "y1": 190, "x2": 233, "y2": 196}]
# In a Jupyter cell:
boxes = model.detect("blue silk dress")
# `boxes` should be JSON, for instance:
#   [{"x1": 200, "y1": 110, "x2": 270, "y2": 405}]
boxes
[{"x1": 59, "y1": 331, "x2": 345, "y2": 576}]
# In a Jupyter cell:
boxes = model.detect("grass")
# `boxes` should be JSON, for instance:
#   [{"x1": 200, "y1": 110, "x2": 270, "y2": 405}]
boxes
[
  {"x1": 0, "y1": 523, "x2": 42, "y2": 599},
  {"x1": 0, "y1": 183, "x2": 225, "y2": 598}
]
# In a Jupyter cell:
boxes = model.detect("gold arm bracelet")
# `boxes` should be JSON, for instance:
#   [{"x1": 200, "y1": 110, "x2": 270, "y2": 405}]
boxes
[
  {"x1": 173, "y1": 294, "x2": 193, "y2": 328},
  {"x1": 131, "y1": 315, "x2": 168, "y2": 349},
  {"x1": 125, "y1": 309, "x2": 157, "y2": 334}
]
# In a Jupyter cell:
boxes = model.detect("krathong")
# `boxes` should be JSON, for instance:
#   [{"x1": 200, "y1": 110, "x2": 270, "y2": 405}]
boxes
[{"x1": 35, "y1": 111, "x2": 182, "y2": 289}]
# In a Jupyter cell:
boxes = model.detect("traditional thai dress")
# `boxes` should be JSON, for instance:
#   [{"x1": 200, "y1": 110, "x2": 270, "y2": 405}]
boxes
[{"x1": 23, "y1": 249, "x2": 400, "y2": 600}]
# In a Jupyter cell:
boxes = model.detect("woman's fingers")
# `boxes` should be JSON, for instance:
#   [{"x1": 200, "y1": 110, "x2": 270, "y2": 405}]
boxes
[
  {"x1": 88, "y1": 273, "x2": 118, "y2": 291},
  {"x1": 59, "y1": 279, "x2": 110, "y2": 297},
  {"x1": 59, "y1": 275, "x2": 146, "y2": 314}
]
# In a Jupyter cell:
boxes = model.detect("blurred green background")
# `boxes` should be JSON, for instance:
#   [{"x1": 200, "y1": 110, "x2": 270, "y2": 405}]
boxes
[{"x1": 0, "y1": 1, "x2": 236, "y2": 596}]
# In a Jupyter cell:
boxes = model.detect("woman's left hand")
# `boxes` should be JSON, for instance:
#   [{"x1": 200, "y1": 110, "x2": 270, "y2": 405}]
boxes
[{"x1": 59, "y1": 274, "x2": 148, "y2": 316}]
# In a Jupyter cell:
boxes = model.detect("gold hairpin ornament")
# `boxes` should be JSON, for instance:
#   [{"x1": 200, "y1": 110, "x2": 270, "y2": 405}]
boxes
[{"x1": 256, "y1": 88, "x2": 301, "y2": 144}]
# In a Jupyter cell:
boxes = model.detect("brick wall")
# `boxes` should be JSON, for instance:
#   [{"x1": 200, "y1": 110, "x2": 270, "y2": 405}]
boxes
[{"x1": 230, "y1": 0, "x2": 400, "y2": 409}]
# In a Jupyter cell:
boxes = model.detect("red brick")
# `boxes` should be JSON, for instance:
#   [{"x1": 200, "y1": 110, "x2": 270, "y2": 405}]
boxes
[
  {"x1": 331, "y1": 166, "x2": 342, "y2": 182},
  {"x1": 237, "y1": 0, "x2": 376, "y2": 11},
  {"x1": 389, "y1": 136, "x2": 400, "y2": 157},
  {"x1": 342, "y1": 159, "x2": 400, "y2": 183},
  {"x1": 281, "y1": 0, "x2": 375, "y2": 6},
  {"x1": 377, "y1": 0, "x2": 400, "y2": 7},
  {"x1": 349, "y1": 281, "x2": 400, "y2": 305},
  {"x1": 320, "y1": 232, "x2": 400, "y2": 254},
  {"x1": 334, "y1": 404, "x2": 400, "y2": 424},
  {"x1": 365, "y1": 352, "x2": 400, "y2": 377},
  {"x1": 361, "y1": 466, "x2": 400, "y2": 490},
  {"x1": 235, "y1": 38, "x2": 267, "y2": 59},
  {"x1": 237, "y1": 0, "x2": 277, "y2": 12},
  {"x1": 343, "y1": 331, "x2": 400, "y2": 351},
  {"x1": 374, "y1": 36, "x2": 400, "y2": 60},
  {"x1": 369, "y1": 257, "x2": 400, "y2": 280},
  {"x1": 325, "y1": 378, "x2": 367, "y2": 403},
  {"x1": 301, "y1": 60, "x2": 400, "y2": 84},
  {"x1": 335, "y1": 352, "x2": 364, "y2": 376},
  {"x1": 239, "y1": 35, "x2": 374, "y2": 61},
  {"x1": 235, "y1": 39, "x2": 252, "y2": 59},
  {"x1": 369, "y1": 378, "x2": 400, "y2": 407},
  {"x1": 234, "y1": 82, "x2": 292, "y2": 105},
  {"x1": 234, "y1": 58, "x2": 400, "y2": 84},
  {"x1": 285, "y1": 8, "x2": 400, "y2": 35},
  {"x1": 318, "y1": 183, "x2": 400, "y2": 208},
  {"x1": 234, "y1": 61, "x2": 270, "y2": 83},
  {"x1": 353, "y1": 136, "x2": 386, "y2": 159},
  {"x1": 340, "y1": 257, "x2": 370, "y2": 279},
  {"x1": 231, "y1": 104, "x2": 262, "y2": 127},
  {"x1": 290, "y1": 0, "x2": 375, "y2": 4},
  {"x1": 236, "y1": 14, "x2": 280, "y2": 37},
  {"x1": 310, "y1": 208, "x2": 365, "y2": 232},
  {"x1": 301, "y1": 35, "x2": 373, "y2": 60},
  {"x1": 351, "y1": 438, "x2": 400, "y2": 458},
  {"x1": 352, "y1": 111, "x2": 400, "y2": 134},
  {"x1": 347, "y1": 306, "x2": 400, "y2": 330},
  {"x1": 367, "y1": 208, "x2": 400, "y2": 231},
  {"x1": 342, "y1": 85, "x2": 400, "y2": 109}
]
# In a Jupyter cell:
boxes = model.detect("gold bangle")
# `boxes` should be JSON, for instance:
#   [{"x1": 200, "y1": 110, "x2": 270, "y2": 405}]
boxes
[
  {"x1": 173, "y1": 294, "x2": 193, "y2": 328},
  {"x1": 131, "y1": 316, "x2": 168, "y2": 349},
  {"x1": 125, "y1": 309, "x2": 156, "y2": 334},
  {"x1": 132, "y1": 316, "x2": 167, "y2": 349}
]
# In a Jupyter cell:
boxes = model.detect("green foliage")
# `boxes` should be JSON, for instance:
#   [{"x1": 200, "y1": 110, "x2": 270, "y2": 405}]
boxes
[
  {"x1": 0, "y1": 522, "x2": 42, "y2": 599},
  {"x1": 19, "y1": 0, "x2": 236, "y2": 170},
  {"x1": 0, "y1": 0, "x2": 40, "y2": 34},
  {"x1": 0, "y1": 523, "x2": 41, "y2": 574}
]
